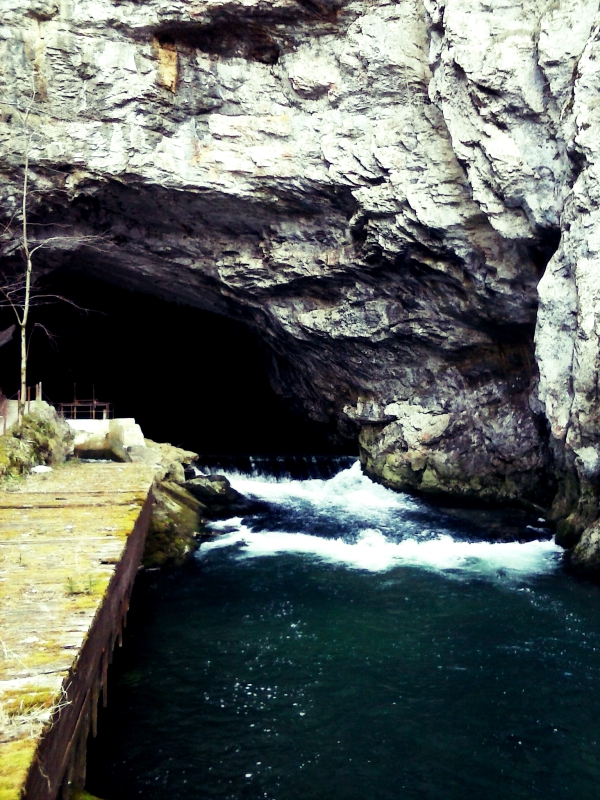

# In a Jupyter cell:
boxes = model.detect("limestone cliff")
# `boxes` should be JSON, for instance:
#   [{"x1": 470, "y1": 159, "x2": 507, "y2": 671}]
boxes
[{"x1": 1, "y1": 0, "x2": 600, "y2": 564}]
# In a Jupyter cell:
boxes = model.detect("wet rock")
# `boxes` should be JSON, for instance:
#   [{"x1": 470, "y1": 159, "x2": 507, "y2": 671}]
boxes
[
  {"x1": 123, "y1": 439, "x2": 206, "y2": 567},
  {"x1": 143, "y1": 479, "x2": 205, "y2": 569},
  {"x1": 433, "y1": 506, "x2": 553, "y2": 544},
  {"x1": 185, "y1": 474, "x2": 265, "y2": 518},
  {"x1": 569, "y1": 520, "x2": 600, "y2": 576}
]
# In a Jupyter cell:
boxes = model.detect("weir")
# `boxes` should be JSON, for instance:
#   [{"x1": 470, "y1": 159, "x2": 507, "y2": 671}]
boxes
[{"x1": 0, "y1": 462, "x2": 156, "y2": 800}]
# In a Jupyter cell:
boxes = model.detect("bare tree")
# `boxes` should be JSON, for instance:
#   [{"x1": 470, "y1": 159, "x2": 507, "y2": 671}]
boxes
[{"x1": 0, "y1": 87, "x2": 104, "y2": 423}]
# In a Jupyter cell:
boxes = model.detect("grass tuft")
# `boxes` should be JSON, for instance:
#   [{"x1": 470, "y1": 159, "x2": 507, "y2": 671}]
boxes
[{"x1": 0, "y1": 408, "x2": 73, "y2": 484}]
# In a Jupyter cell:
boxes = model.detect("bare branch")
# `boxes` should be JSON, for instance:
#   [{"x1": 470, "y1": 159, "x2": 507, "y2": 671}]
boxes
[
  {"x1": 1, "y1": 207, "x2": 21, "y2": 236},
  {"x1": 1, "y1": 79, "x2": 102, "y2": 423},
  {"x1": 28, "y1": 322, "x2": 59, "y2": 357},
  {"x1": 0, "y1": 281, "x2": 24, "y2": 326},
  {"x1": 28, "y1": 233, "x2": 110, "y2": 257}
]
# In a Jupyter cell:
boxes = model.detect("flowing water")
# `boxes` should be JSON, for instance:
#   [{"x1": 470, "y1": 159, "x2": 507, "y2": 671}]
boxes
[{"x1": 87, "y1": 459, "x2": 600, "y2": 800}]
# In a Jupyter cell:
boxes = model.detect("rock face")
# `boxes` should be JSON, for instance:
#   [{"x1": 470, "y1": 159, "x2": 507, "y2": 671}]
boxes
[{"x1": 2, "y1": 1, "x2": 600, "y2": 561}]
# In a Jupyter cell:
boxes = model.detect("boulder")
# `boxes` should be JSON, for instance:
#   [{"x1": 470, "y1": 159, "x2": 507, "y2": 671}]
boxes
[
  {"x1": 184, "y1": 474, "x2": 265, "y2": 518},
  {"x1": 569, "y1": 520, "x2": 600, "y2": 577}
]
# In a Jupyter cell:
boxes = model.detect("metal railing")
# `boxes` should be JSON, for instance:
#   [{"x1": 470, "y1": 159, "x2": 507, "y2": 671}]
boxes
[
  {"x1": 0, "y1": 383, "x2": 43, "y2": 434},
  {"x1": 0, "y1": 384, "x2": 115, "y2": 431},
  {"x1": 0, "y1": 394, "x2": 7, "y2": 435},
  {"x1": 57, "y1": 400, "x2": 114, "y2": 420}
]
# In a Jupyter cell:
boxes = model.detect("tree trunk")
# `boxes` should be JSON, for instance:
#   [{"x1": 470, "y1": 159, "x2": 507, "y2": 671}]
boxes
[
  {"x1": 17, "y1": 252, "x2": 32, "y2": 426},
  {"x1": 18, "y1": 320, "x2": 26, "y2": 425},
  {"x1": 18, "y1": 137, "x2": 32, "y2": 425}
]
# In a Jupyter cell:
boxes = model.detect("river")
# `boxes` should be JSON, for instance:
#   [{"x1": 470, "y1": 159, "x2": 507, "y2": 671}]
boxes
[{"x1": 86, "y1": 458, "x2": 600, "y2": 799}]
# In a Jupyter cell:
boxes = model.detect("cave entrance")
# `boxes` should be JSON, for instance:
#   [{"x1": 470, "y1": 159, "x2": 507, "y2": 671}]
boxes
[{"x1": 0, "y1": 270, "x2": 347, "y2": 456}]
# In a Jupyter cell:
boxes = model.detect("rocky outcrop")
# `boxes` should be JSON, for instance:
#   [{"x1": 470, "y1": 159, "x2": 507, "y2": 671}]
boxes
[
  {"x1": 143, "y1": 477, "x2": 205, "y2": 568},
  {"x1": 3, "y1": 1, "x2": 600, "y2": 565},
  {"x1": 185, "y1": 473, "x2": 266, "y2": 517},
  {"x1": 129, "y1": 439, "x2": 203, "y2": 567},
  {"x1": 132, "y1": 442, "x2": 259, "y2": 567},
  {"x1": 129, "y1": 438, "x2": 198, "y2": 482}
]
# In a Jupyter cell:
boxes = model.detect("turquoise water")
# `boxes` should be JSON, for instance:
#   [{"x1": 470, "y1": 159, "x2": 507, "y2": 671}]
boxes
[{"x1": 86, "y1": 461, "x2": 600, "y2": 799}]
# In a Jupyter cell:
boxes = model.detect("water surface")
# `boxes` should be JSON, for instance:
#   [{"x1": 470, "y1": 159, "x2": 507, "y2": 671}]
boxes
[{"x1": 87, "y1": 460, "x2": 600, "y2": 799}]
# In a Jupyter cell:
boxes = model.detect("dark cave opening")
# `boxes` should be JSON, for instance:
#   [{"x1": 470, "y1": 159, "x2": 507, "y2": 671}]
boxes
[
  {"x1": 526, "y1": 227, "x2": 562, "y2": 274},
  {"x1": 0, "y1": 271, "x2": 350, "y2": 456}
]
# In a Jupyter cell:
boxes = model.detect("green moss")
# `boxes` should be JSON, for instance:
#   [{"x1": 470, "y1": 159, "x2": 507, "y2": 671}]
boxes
[
  {"x1": 142, "y1": 508, "x2": 197, "y2": 568},
  {"x1": 551, "y1": 468, "x2": 600, "y2": 548},
  {"x1": 142, "y1": 481, "x2": 205, "y2": 568},
  {"x1": 379, "y1": 455, "x2": 422, "y2": 492},
  {"x1": 69, "y1": 790, "x2": 105, "y2": 800},
  {"x1": 420, "y1": 465, "x2": 440, "y2": 490},
  {"x1": 0, "y1": 738, "x2": 38, "y2": 800}
]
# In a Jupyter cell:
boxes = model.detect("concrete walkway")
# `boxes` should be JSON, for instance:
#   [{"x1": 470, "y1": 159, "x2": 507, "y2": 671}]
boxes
[{"x1": 0, "y1": 462, "x2": 156, "y2": 800}]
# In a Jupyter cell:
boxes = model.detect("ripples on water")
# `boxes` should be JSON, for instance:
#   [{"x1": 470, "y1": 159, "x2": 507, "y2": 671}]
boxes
[{"x1": 86, "y1": 458, "x2": 600, "y2": 800}]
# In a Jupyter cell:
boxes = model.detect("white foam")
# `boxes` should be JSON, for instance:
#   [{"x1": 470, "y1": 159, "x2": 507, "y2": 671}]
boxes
[
  {"x1": 201, "y1": 461, "x2": 563, "y2": 580},
  {"x1": 200, "y1": 524, "x2": 562, "y2": 578},
  {"x1": 226, "y1": 462, "x2": 409, "y2": 507}
]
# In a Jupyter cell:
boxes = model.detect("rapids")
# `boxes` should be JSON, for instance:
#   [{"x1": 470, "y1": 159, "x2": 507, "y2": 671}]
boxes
[
  {"x1": 86, "y1": 459, "x2": 600, "y2": 800},
  {"x1": 202, "y1": 461, "x2": 560, "y2": 578}
]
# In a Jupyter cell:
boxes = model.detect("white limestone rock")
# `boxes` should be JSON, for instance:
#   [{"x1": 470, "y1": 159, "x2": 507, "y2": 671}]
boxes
[{"x1": 2, "y1": 0, "x2": 600, "y2": 554}]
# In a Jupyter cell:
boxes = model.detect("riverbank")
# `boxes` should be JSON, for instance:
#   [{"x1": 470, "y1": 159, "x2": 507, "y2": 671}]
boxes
[{"x1": 0, "y1": 461, "x2": 155, "y2": 800}]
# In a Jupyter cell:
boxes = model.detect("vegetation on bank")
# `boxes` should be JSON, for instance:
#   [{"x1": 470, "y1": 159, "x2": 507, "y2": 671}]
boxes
[{"x1": 0, "y1": 407, "x2": 72, "y2": 484}]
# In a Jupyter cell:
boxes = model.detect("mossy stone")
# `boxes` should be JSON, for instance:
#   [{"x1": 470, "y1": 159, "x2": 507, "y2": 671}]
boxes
[{"x1": 142, "y1": 481, "x2": 205, "y2": 568}]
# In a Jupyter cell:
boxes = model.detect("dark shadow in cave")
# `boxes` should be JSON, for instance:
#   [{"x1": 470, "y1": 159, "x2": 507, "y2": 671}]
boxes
[{"x1": 0, "y1": 270, "x2": 352, "y2": 456}]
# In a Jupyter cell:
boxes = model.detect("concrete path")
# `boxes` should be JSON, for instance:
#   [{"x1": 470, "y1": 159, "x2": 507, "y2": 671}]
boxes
[{"x1": 0, "y1": 462, "x2": 156, "y2": 800}]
